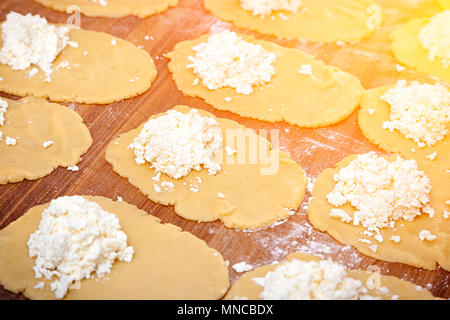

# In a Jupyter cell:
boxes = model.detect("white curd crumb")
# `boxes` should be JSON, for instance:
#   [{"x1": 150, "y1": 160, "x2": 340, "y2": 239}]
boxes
[
  {"x1": 426, "y1": 152, "x2": 437, "y2": 160},
  {"x1": 232, "y1": 261, "x2": 254, "y2": 273},
  {"x1": 418, "y1": 230, "x2": 437, "y2": 241},
  {"x1": 5, "y1": 136, "x2": 16, "y2": 146},
  {"x1": 42, "y1": 140, "x2": 54, "y2": 149}
]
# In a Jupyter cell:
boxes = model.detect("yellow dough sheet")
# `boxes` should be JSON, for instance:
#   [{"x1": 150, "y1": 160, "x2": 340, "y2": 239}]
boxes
[
  {"x1": 0, "y1": 96, "x2": 92, "y2": 184},
  {"x1": 0, "y1": 196, "x2": 230, "y2": 299},
  {"x1": 167, "y1": 33, "x2": 364, "y2": 128},
  {"x1": 33, "y1": 0, "x2": 178, "y2": 18},
  {"x1": 203, "y1": 0, "x2": 382, "y2": 43},
  {"x1": 0, "y1": 27, "x2": 157, "y2": 104},
  {"x1": 105, "y1": 105, "x2": 307, "y2": 230},
  {"x1": 308, "y1": 154, "x2": 450, "y2": 271},
  {"x1": 225, "y1": 252, "x2": 438, "y2": 300}
]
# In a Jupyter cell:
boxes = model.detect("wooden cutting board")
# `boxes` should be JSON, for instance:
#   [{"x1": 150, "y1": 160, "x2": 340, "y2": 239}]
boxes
[{"x1": 0, "y1": 0, "x2": 448, "y2": 299}]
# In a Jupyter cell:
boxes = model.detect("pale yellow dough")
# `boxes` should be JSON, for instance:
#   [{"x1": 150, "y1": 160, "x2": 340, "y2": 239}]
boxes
[
  {"x1": 438, "y1": 0, "x2": 450, "y2": 9},
  {"x1": 0, "y1": 196, "x2": 229, "y2": 300},
  {"x1": 105, "y1": 105, "x2": 307, "y2": 229},
  {"x1": 0, "y1": 97, "x2": 92, "y2": 184},
  {"x1": 359, "y1": 86, "x2": 449, "y2": 172},
  {"x1": 0, "y1": 27, "x2": 157, "y2": 104},
  {"x1": 167, "y1": 34, "x2": 364, "y2": 128},
  {"x1": 33, "y1": 0, "x2": 178, "y2": 18},
  {"x1": 391, "y1": 17, "x2": 450, "y2": 82},
  {"x1": 203, "y1": 0, "x2": 382, "y2": 43},
  {"x1": 224, "y1": 252, "x2": 438, "y2": 300},
  {"x1": 308, "y1": 154, "x2": 450, "y2": 271}
]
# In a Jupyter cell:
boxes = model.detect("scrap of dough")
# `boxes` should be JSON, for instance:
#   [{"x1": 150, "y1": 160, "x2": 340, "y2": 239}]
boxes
[
  {"x1": 0, "y1": 27, "x2": 157, "y2": 104},
  {"x1": 33, "y1": 0, "x2": 178, "y2": 18},
  {"x1": 308, "y1": 154, "x2": 450, "y2": 271},
  {"x1": 224, "y1": 252, "x2": 438, "y2": 300},
  {"x1": 203, "y1": 0, "x2": 382, "y2": 43},
  {"x1": 105, "y1": 105, "x2": 307, "y2": 229},
  {"x1": 167, "y1": 34, "x2": 364, "y2": 128},
  {"x1": 0, "y1": 97, "x2": 92, "y2": 184},
  {"x1": 0, "y1": 196, "x2": 229, "y2": 299},
  {"x1": 391, "y1": 17, "x2": 450, "y2": 82},
  {"x1": 359, "y1": 86, "x2": 449, "y2": 172}
]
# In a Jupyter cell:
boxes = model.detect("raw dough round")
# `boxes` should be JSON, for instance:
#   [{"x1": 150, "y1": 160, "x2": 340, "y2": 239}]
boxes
[
  {"x1": 359, "y1": 86, "x2": 449, "y2": 172},
  {"x1": 203, "y1": 0, "x2": 382, "y2": 43},
  {"x1": 0, "y1": 195, "x2": 229, "y2": 299},
  {"x1": 0, "y1": 27, "x2": 157, "y2": 104},
  {"x1": 0, "y1": 97, "x2": 92, "y2": 184},
  {"x1": 167, "y1": 34, "x2": 364, "y2": 128},
  {"x1": 308, "y1": 154, "x2": 450, "y2": 271},
  {"x1": 33, "y1": 0, "x2": 178, "y2": 18},
  {"x1": 391, "y1": 17, "x2": 450, "y2": 82},
  {"x1": 105, "y1": 105, "x2": 307, "y2": 229},
  {"x1": 224, "y1": 252, "x2": 438, "y2": 300}
]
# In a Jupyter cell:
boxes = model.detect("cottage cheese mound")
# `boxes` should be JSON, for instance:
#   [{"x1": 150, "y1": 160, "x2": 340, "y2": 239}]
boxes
[
  {"x1": 240, "y1": 0, "x2": 302, "y2": 18},
  {"x1": 417, "y1": 10, "x2": 450, "y2": 68},
  {"x1": 381, "y1": 80, "x2": 449, "y2": 147},
  {"x1": 129, "y1": 109, "x2": 223, "y2": 179},
  {"x1": 27, "y1": 196, "x2": 134, "y2": 299},
  {"x1": 327, "y1": 152, "x2": 432, "y2": 234},
  {"x1": 187, "y1": 31, "x2": 277, "y2": 95},
  {"x1": 253, "y1": 259, "x2": 375, "y2": 300},
  {"x1": 0, "y1": 12, "x2": 70, "y2": 80}
]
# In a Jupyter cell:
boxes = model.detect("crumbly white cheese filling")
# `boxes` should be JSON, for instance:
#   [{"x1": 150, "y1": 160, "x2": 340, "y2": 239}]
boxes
[
  {"x1": 0, "y1": 12, "x2": 70, "y2": 81},
  {"x1": 419, "y1": 230, "x2": 437, "y2": 241},
  {"x1": 381, "y1": 80, "x2": 449, "y2": 147},
  {"x1": 27, "y1": 196, "x2": 134, "y2": 299},
  {"x1": 417, "y1": 10, "x2": 450, "y2": 68},
  {"x1": 129, "y1": 109, "x2": 223, "y2": 179},
  {"x1": 240, "y1": 0, "x2": 302, "y2": 18},
  {"x1": 0, "y1": 98, "x2": 7, "y2": 141},
  {"x1": 327, "y1": 152, "x2": 432, "y2": 234},
  {"x1": 91, "y1": 0, "x2": 108, "y2": 6},
  {"x1": 187, "y1": 30, "x2": 277, "y2": 95},
  {"x1": 253, "y1": 259, "x2": 376, "y2": 300}
]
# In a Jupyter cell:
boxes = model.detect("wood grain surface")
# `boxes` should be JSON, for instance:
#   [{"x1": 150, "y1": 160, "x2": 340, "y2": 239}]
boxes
[{"x1": 0, "y1": 0, "x2": 449, "y2": 299}]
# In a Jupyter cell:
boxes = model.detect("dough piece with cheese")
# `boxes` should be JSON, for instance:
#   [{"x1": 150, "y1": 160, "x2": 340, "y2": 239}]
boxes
[
  {"x1": 105, "y1": 105, "x2": 307, "y2": 229},
  {"x1": 0, "y1": 13, "x2": 157, "y2": 104},
  {"x1": 0, "y1": 195, "x2": 229, "y2": 299},
  {"x1": 391, "y1": 11, "x2": 450, "y2": 82},
  {"x1": 33, "y1": 0, "x2": 177, "y2": 18},
  {"x1": 308, "y1": 154, "x2": 450, "y2": 271},
  {"x1": 0, "y1": 96, "x2": 92, "y2": 184},
  {"x1": 359, "y1": 83, "x2": 449, "y2": 172},
  {"x1": 225, "y1": 252, "x2": 438, "y2": 300},
  {"x1": 203, "y1": 0, "x2": 382, "y2": 43},
  {"x1": 167, "y1": 32, "x2": 364, "y2": 128}
]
